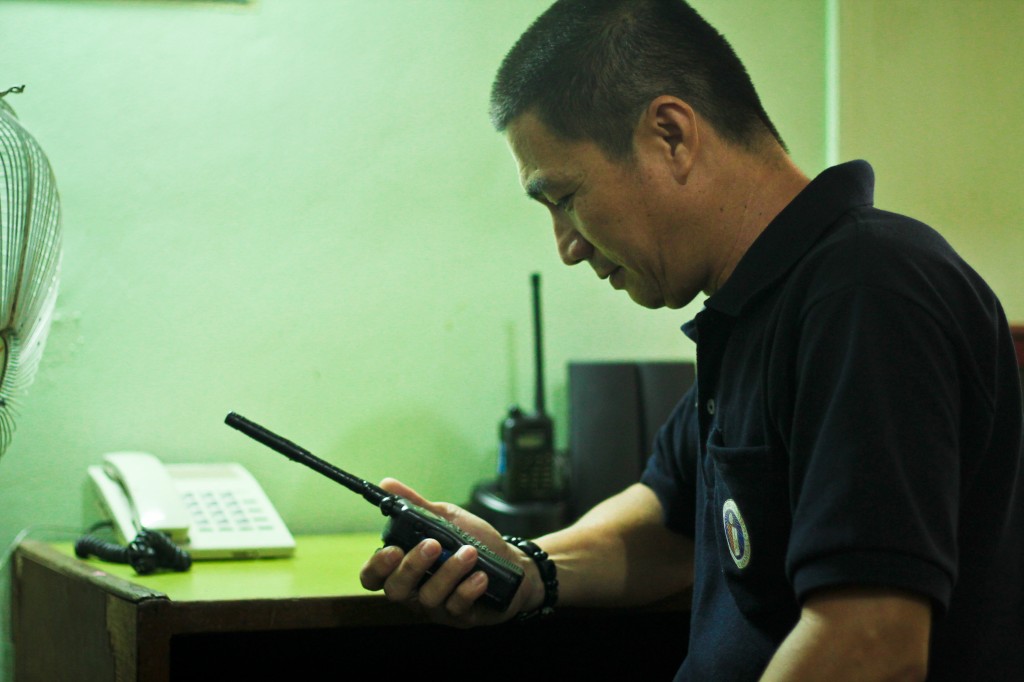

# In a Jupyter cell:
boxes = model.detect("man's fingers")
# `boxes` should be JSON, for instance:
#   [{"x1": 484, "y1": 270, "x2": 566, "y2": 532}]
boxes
[
  {"x1": 381, "y1": 539, "x2": 442, "y2": 603},
  {"x1": 416, "y1": 544, "x2": 479, "y2": 609},
  {"x1": 445, "y1": 570, "x2": 490, "y2": 619},
  {"x1": 378, "y1": 478, "x2": 429, "y2": 506},
  {"x1": 378, "y1": 478, "x2": 463, "y2": 523},
  {"x1": 359, "y1": 545, "x2": 403, "y2": 591},
  {"x1": 356, "y1": 485, "x2": 516, "y2": 628}
]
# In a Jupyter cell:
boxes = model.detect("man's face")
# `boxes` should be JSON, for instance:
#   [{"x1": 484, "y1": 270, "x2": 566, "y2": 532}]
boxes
[{"x1": 506, "y1": 112, "x2": 703, "y2": 310}]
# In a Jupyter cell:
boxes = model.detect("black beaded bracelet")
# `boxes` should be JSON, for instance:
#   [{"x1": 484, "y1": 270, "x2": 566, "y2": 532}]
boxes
[{"x1": 503, "y1": 535, "x2": 558, "y2": 620}]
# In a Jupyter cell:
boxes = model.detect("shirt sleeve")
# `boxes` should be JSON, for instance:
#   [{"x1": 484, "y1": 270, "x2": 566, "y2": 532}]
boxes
[
  {"x1": 779, "y1": 282, "x2": 960, "y2": 611},
  {"x1": 641, "y1": 384, "x2": 700, "y2": 537}
]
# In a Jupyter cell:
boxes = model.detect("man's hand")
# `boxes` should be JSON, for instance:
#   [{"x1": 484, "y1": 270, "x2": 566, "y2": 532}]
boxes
[
  {"x1": 361, "y1": 480, "x2": 694, "y2": 627},
  {"x1": 358, "y1": 478, "x2": 536, "y2": 628}
]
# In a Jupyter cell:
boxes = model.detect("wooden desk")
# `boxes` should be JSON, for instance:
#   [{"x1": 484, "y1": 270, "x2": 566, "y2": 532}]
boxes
[{"x1": 12, "y1": 535, "x2": 688, "y2": 681}]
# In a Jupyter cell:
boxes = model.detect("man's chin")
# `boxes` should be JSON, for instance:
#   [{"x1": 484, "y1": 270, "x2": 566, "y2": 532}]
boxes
[
  {"x1": 624, "y1": 284, "x2": 697, "y2": 310},
  {"x1": 625, "y1": 286, "x2": 666, "y2": 310}
]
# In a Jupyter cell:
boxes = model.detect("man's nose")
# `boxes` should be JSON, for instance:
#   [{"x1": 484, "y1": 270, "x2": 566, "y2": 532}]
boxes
[{"x1": 554, "y1": 219, "x2": 593, "y2": 266}]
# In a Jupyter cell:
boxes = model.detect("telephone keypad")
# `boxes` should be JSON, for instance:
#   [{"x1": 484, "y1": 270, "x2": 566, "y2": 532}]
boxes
[{"x1": 181, "y1": 489, "x2": 278, "y2": 536}]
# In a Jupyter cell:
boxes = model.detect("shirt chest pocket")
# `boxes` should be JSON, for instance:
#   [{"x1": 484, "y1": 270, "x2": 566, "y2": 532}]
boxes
[{"x1": 707, "y1": 429, "x2": 799, "y2": 636}]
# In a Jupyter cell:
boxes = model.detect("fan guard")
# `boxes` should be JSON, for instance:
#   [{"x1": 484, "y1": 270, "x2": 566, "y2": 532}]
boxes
[{"x1": 0, "y1": 87, "x2": 62, "y2": 458}]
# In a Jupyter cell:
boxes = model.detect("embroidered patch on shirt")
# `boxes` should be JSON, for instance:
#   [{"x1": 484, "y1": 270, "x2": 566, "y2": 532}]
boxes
[{"x1": 723, "y1": 499, "x2": 751, "y2": 569}]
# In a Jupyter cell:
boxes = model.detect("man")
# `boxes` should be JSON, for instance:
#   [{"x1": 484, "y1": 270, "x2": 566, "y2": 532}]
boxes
[{"x1": 360, "y1": 1, "x2": 1024, "y2": 679}]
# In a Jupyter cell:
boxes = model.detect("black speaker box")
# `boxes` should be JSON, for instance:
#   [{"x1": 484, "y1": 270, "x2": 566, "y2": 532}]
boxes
[{"x1": 567, "y1": 361, "x2": 695, "y2": 519}]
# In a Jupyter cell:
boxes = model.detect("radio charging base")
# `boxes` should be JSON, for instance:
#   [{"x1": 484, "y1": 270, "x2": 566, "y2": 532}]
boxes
[{"x1": 468, "y1": 481, "x2": 568, "y2": 538}]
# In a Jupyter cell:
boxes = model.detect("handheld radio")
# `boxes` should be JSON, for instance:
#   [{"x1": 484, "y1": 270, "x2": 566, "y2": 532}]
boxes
[
  {"x1": 499, "y1": 273, "x2": 559, "y2": 502},
  {"x1": 224, "y1": 412, "x2": 524, "y2": 611}
]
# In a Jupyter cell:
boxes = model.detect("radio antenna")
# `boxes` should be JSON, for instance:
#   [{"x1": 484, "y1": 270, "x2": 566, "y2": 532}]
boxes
[
  {"x1": 531, "y1": 272, "x2": 546, "y2": 415},
  {"x1": 224, "y1": 412, "x2": 389, "y2": 506}
]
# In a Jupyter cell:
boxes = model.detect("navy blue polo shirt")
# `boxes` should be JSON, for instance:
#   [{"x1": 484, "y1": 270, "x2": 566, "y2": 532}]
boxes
[{"x1": 642, "y1": 161, "x2": 1024, "y2": 681}]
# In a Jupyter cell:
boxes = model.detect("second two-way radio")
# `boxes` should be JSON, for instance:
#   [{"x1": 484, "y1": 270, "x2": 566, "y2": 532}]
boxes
[
  {"x1": 498, "y1": 273, "x2": 560, "y2": 502},
  {"x1": 224, "y1": 412, "x2": 524, "y2": 612}
]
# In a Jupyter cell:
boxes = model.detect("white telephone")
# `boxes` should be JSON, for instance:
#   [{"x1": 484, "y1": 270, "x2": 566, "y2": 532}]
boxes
[{"x1": 88, "y1": 452, "x2": 295, "y2": 560}]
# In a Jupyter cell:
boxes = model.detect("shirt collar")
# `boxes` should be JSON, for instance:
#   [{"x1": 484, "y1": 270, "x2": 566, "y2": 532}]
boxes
[{"x1": 702, "y1": 160, "x2": 876, "y2": 318}]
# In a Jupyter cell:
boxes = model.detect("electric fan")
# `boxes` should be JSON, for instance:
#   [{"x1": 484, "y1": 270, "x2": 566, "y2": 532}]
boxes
[{"x1": 0, "y1": 86, "x2": 62, "y2": 458}]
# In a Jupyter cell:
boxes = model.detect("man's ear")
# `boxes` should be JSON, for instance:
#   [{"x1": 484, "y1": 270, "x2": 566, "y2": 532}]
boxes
[{"x1": 636, "y1": 96, "x2": 699, "y2": 184}]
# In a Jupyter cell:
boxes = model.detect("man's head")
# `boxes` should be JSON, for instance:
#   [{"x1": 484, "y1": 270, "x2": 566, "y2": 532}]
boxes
[
  {"x1": 490, "y1": 0, "x2": 783, "y2": 161},
  {"x1": 495, "y1": 0, "x2": 806, "y2": 311}
]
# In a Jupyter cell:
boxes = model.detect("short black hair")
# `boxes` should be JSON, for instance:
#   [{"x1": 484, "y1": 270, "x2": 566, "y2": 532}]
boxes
[{"x1": 490, "y1": 0, "x2": 784, "y2": 159}]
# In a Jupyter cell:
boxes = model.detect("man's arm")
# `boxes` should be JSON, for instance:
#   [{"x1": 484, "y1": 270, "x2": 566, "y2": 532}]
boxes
[
  {"x1": 359, "y1": 479, "x2": 694, "y2": 626},
  {"x1": 536, "y1": 481, "x2": 694, "y2": 609},
  {"x1": 759, "y1": 587, "x2": 932, "y2": 682}
]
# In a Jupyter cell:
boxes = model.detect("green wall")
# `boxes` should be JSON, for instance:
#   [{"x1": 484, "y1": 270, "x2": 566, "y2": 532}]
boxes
[
  {"x1": 0, "y1": 1, "x2": 828, "y2": 671},
  {"x1": 0, "y1": 0, "x2": 826, "y2": 547},
  {"x1": 839, "y1": 0, "x2": 1024, "y2": 319}
]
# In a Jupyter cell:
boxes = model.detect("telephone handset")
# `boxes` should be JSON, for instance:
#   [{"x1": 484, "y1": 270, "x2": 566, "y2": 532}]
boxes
[
  {"x1": 93, "y1": 452, "x2": 191, "y2": 542},
  {"x1": 87, "y1": 452, "x2": 295, "y2": 559}
]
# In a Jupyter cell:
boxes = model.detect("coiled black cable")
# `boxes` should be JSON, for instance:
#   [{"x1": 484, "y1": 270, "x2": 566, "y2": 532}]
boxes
[{"x1": 75, "y1": 528, "x2": 191, "y2": 575}]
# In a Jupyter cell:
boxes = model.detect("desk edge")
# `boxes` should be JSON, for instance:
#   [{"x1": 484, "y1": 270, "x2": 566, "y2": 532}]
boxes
[{"x1": 17, "y1": 539, "x2": 169, "y2": 604}]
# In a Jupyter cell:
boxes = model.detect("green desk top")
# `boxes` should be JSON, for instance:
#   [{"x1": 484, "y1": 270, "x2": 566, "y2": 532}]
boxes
[{"x1": 50, "y1": 533, "x2": 383, "y2": 603}]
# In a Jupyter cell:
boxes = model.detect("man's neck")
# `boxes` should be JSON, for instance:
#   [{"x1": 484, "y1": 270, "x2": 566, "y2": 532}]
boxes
[{"x1": 700, "y1": 146, "x2": 810, "y2": 295}]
